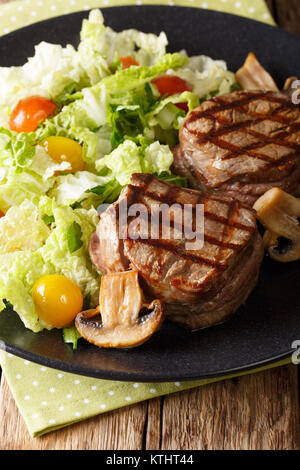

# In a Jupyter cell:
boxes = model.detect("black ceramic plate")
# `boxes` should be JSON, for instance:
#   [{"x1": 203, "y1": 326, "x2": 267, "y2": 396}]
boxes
[{"x1": 0, "y1": 6, "x2": 299, "y2": 382}]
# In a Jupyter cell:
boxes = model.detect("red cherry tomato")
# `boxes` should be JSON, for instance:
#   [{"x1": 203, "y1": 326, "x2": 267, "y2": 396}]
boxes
[
  {"x1": 9, "y1": 96, "x2": 57, "y2": 133},
  {"x1": 152, "y1": 75, "x2": 192, "y2": 113},
  {"x1": 0, "y1": 211, "x2": 5, "y2": 218},
  {"x1": 119, "y1": 56, "x2": 139, "y2": 69}
]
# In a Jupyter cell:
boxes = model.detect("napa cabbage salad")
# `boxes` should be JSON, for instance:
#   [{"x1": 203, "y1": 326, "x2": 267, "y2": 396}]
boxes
[{"x1": 0, "y1": 9, "x2": 237, "y2": 346}]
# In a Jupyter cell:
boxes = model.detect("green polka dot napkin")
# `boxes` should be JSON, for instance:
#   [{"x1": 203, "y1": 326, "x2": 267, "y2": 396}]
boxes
[
  {"x1": 0, "y1": 351, "x2": 290, "y2": 437},
  {"x1": 0, "y1": 0, "x2": 277, "y2": 438}
]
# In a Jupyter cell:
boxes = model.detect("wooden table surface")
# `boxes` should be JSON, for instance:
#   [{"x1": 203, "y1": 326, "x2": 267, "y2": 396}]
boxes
[{"x1": 0, "y1": 0, "x2": 300, "y2": 451}]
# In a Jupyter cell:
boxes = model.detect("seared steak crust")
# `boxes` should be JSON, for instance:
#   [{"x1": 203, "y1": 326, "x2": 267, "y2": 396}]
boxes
[
  {"x1": 177, "y1": 90, "x2": 300, "y2": 205},
  {"x1": 90, "y1": 174, "x2": 264, "y2": 330}
]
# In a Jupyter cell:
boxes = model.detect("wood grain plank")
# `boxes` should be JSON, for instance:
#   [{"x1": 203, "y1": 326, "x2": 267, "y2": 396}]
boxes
[
  {"x1": 145, "y1": 397, "x2": 162, "y2": 450},
  {"x1": 157, "y1": 365, "x2": 300, "y2": 450},
  {"x1": 2, "y1": 365, "x2": 299, "y2": 449},
  {"x1": 0, "y1": 376, "x2": 147, "y2": 450},
  {"x1": 265, "y1": 0, "x2": 276, "y2": 18}
]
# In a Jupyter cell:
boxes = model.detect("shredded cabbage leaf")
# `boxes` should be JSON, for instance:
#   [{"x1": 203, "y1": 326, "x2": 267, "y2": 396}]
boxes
[
  {"x1": 0, "y1": 197, "x2": 101, "y2": 332},
  {"x1": 171, "y1": 53, "x2": 237, "y2": 99}
]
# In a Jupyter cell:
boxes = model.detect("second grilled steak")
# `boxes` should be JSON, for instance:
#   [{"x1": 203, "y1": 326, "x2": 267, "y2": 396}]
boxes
[
  {"x1": 174, "y1": 90, "x2": 300, "y2": 206},
  {"x1": 90, "y1": 174, "x2": 264, "y2": 330}
]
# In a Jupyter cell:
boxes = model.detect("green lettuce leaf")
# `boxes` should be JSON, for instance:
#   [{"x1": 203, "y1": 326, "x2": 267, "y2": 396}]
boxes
[
  {"x1": 0, "y1": 127, "x2": 35, "y2": 169},
  {"x1": 38, "y1": 52, "x2": 187, "y2": 170},
  {"x1": 0, "y1": 10, "x2": 116, "y2": 118},
  {"x1": 66, "y1": 221, "x2": 83, "y2": 253},
  {"x1": 52, "y1": 52, "x2": 188, "y2": 133},
  {"x1": 63, "y1": 326, "x2": 82, "y2": 349},
  {"x1": 172, "y1": 54, "x2": 237, "y2": 99},
  {"x1": 0, "y1": 132, "x2": 71, "y2": 210},
  {"x1": 96, "y1": 140, "x2": 143, "y2": 186},
  {"x1": 0, "y1": 250, "x2": 55, "y2": 332},
  {"x1": 0, "y1": 200, "x2": 50, "y2": 254},
  {"x1": 49, "y1": 170, "x2": 113, "y2": 207},
  {"x1": 101, "y1": 52, "x2": 188, "y2": 97},
  {"x1": 85, "y1": 179, "x2": 122, "y2": 204},
  {"x1": 80, "y1": 9, "x2": 168, "y2": 67},
  {"x1": 0, "y1": 168, "x2": 49, "y2": 211},
  {"x1": 156, "y1": 171, "x2": 188, "y2": 187},
  {"x1": 143, "y1": 141, "x2": 174, "y2": 175},
  {"x1": 0, "y1": 42, "x2": 85, "y2": 116},
  {"x1": 146, "y1": 91, "x2": 199, "y2": 130},
  {"x1": 36, "y1": 120, "x2": 112, "y2": 169},
  {"x1": 95, "y1": 139, "x2": 174, "y2": 186}
]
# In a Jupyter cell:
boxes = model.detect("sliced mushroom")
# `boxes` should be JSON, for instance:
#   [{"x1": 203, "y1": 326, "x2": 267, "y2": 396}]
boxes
[
  {"x1": 236, "y1": 52, "x2": 279, "y2": 91},
  {"x1": 253, "y1": 188, "x2": 300, "y2": 262},
  {"x1": 75, "y1": 271, "x2": 164, "y2": 348},
  {"x1": 283, "y1": 76, "x2": 298, "y2": 92},
  {"x1": 283, "y1": 76, "x2": 300, "y2": 101}
]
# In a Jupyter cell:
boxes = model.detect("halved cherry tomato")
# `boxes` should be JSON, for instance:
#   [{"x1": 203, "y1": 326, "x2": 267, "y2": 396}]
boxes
[
  {"x1": 41, "y1": 136, "x2": 85, "y2": 173},
  {"x1": 119, "y1": 56, "x2": 139, "y2": 69},
  {"x1": 0, "y1": 211, "x2": 5, "y2": 218},
  {"x1": 152, "y1": 75, "x2": 192, "y2": 113},
  {"x1": 32, "y1": 274, "x2": 83, "y2": 328},
  {"x1": 9, "y1": 96, "x2": 56, "y2": 133}
]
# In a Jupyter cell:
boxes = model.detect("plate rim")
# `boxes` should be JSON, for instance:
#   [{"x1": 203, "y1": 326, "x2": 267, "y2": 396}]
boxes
[
  {"x1": 1, "y1": 4, "x2": 300, "y2": 43},
  {"x1": 0, "y1": 340, "x2": 293, "y2": 382}
]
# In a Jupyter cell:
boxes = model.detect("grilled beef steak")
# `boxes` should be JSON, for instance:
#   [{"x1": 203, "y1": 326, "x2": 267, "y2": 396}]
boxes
[
  {"x1": 90, "y1": 174, "x2": 264, "y2": 330},
  {"x1": 174, "y1": 90, "x2": 300, "y2": 206}
]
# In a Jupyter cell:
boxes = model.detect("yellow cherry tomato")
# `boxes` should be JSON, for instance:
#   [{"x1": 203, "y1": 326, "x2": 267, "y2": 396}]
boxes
[
  {"x1": 32, "y1": 274, "x2": 83, "y2": 328},
  {"x1": 40, "y1": 136, "x2": 85, "y2": 173}
]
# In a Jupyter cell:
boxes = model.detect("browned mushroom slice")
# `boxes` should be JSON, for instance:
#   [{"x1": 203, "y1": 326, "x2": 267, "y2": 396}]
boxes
[
  {"x1": 236, "y1": 52, "x2": 279, "y2": 91},
  {"x1": 75, "y1": 271, "x2": 164, "y2": 348},
  {"x1": 253, "y1": 188, "x2": 300, "y2": 262},
  {"x1": 283, "y1": 76, "x2": 298, "y2": 92}
]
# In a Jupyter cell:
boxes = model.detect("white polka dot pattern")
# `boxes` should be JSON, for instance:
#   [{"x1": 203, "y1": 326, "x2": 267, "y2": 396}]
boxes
[
  {"x1": 2, "y1": 346, "x2": 219, "y2": 437},
  {"x1": 1, "y1": 344, "x2": 289, "y2": 438},
  {"x1": 0, "y1": 0, "x2": 275, "y2": 38},
  {"x1": 0, "y1": 0, "x2": 275, "y2": 438}
]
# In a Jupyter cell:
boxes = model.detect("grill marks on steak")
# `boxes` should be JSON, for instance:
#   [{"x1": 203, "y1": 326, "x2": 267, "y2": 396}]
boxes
[
  {"x1": 166, "y1": 231, "x2": 263, "y2": 330},
  {"x1": 185, "y1": 92, "x2": 300, "y2": 175},
  {"x1": 124, "y1": 175, "x2": 256, "y2": 296},
  {"x1": 90, "y1": 174, "x2": 264, "y2": 329},
  {"x1": 177, "y1": 90, "x2": 300, "y2": 205}
]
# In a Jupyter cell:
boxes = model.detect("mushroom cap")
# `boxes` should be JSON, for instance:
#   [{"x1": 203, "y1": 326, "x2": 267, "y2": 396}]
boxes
[
  {"x1": 254, "y1": 188, "x2": 300, "y2": 263},
  {"x1": 75, "y1": 300, "x2": 164, "y2": 348},
  {"x1": 264, "y1": 231, "x2": 300, "y2": 263},
  {"x1": 75, "y1": 271, "x2": 164, "y2": 348}
]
